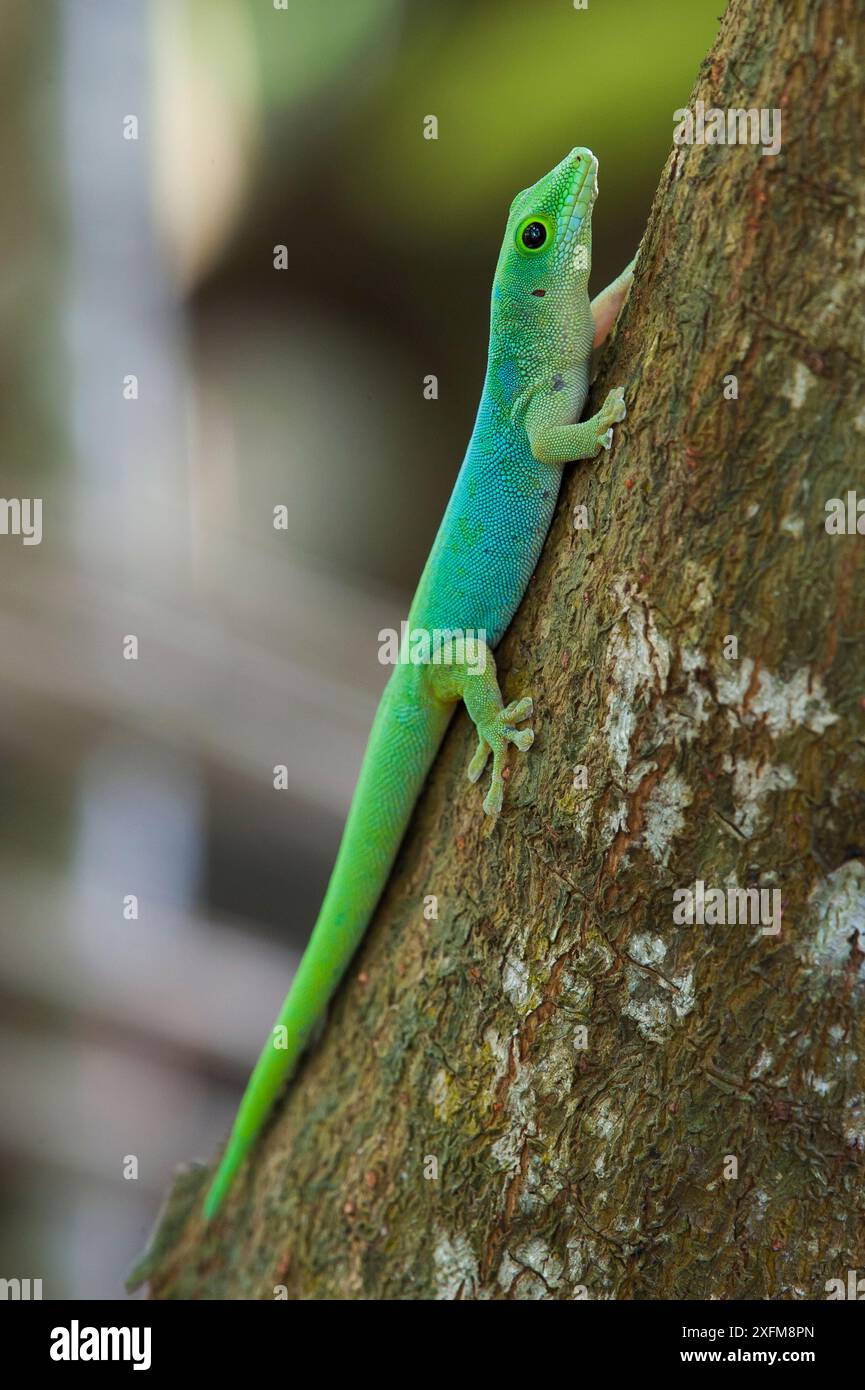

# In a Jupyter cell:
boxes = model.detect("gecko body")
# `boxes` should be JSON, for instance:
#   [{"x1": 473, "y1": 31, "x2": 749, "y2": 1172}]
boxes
[{"x1": 204, "y1": 147, "x2": 633, "y2": 1219}]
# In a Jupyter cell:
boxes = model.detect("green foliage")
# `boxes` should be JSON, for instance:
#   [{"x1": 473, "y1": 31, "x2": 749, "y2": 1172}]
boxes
[
  {"x1": 344, "y1": 0, "x2": 722, "y2": 241},
  {"x1": 221, "y1": 0, "x2": 722, "y2": 245}
]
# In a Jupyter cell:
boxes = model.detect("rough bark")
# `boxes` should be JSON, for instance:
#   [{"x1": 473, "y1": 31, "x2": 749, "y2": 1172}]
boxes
[{"x1": 138, "y1": 0, "x2": 865, "y2": 1300}]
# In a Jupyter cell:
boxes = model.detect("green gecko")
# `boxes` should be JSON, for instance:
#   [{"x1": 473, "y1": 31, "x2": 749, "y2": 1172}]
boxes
[{"x1": 204, "y1": 147, "x2": 634, "y2": 1220}]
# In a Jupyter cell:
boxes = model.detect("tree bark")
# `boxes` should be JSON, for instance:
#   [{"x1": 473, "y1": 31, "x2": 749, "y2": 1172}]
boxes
[{"x1": 138, "y1": 0, "x2": 865, "y2": 1300}]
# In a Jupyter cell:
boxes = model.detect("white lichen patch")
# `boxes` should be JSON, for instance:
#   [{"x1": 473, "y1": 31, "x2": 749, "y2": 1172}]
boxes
[
  {"x1": 484, "y1": 1026, "x2": 511, "y2": 1084},
  {"x1": 490, "y1": 1056, "x2": 537, "y2": 1176},
  {"x1": 743, "y1": 1188, "x2": 775, "y2": 1241},
  {"x1": 643, "y1": 771, "x2": 693, "y2": 864},
  {"x1": 671, "y1": 969, "x2": 696, "y2": 1019},
  {"x1": 804, "y1": 1071, "x2": 832, "y2": 1097},
  {"x1": 715, "y1": 659, "x2": 753, "y2": 709},
  {"x1": 623, "y1": 990, "x2": 673, "y2": 1043},
  {"x1": 433, "y1": 1230, "x2": 480, "y2": 1300},
  {"x1": 511, "y1": 1155, "x2": 564, "y2": 1215},
  {"x1": 728, "y1": 756, "x2": 796, "y2": 838},
  {"x1": 531, "y1": 1035, "x2": 579, "y2": 1100},
  {"x1": 502, "y1": 952, "x2": 531, "y2": 1009},
  {"x1": 717, "y1": 658, "x2": 838, "y2": 736},
  {"x1": 497, "y1": 1246, "x2": 553, "y2": 1300},
  {"x1": 557, "y1": 962, "x2": 593, "y2": 1014},
  {"x1": 623, "y1": 962, "x2": 696, "y2": 1041},
  {"x1": 629, "y1": 933, "x2": 668, "y2": 967},
  {"x1": 781, "y1": 361, "x2": 816, "y2": 410},
  {"x1": 601, "y1": 797, "x2": 629, "y2": 845},
  {"x1": 585, "y1": 1094, "x2": 624, "y2": 1143},
  {"x1": 584, "y1": 1095, "x2": 626, "y2": 1178},
  {"x1": 511, "y1": 1237, "x2": 564, "y2": 1294},
  {"x1": 651, "y1": 696, "x2": 708, "y2": 751},
  {"x1": 566, "y1": 1237, "x2": 588, "y2": 1285},
  {"x1": 497, "y1": 1250, "x2": 522, "y2": 1293},
  {"x1": 673, "y1": 646, "x2": 712, "y2": 739},
  {"x1": 485, "y1": 1026, "x2": 564, "y2": 1201},
  {"x1": 749, "y1": 665, "x2": 838, "y2": 736},
  {"x1": 604, "y1": 579, "x2": 671, "y2": 774},
  {"x1": 750, "y1": 1047, "x2": 775, "y2": 1078},
  {"x1": 802, "y1": 861, "x2": 865, "y2": 986},
  {"x1": 576, "y1": 924, "x2": 618, "y2": 978},
  {"x1": 843, "y1": 1096, "x2": 865, "y2": 1152},
  {"x1": 572, "y1": 792, "x2": 594, "y2": 838},
  {"x1": 487, "y1": 1018, "x2": 585, "y2": 1210},
  {"x1": 514, "y1": 1152, "x2": 561, "y2": 1215}
]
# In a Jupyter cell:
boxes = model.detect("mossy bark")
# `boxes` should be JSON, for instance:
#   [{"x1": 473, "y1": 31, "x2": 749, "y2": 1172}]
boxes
[{"x1": 141, "y1": 0, "x2": 865, "y2": 1299}]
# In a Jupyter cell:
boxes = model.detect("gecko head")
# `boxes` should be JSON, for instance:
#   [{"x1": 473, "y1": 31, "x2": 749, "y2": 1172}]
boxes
[{"x1": 493, "y1": 147, "x2": 597, "y2": 319}]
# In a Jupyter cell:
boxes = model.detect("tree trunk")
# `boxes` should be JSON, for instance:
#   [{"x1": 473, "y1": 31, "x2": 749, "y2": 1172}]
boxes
[{"x1": 137, "y1": 0, "x2": 865, "y2": 1300}]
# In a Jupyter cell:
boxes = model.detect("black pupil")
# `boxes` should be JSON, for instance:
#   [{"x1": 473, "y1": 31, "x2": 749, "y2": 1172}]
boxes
[{"x1": 522, "y1": 221, "x2": 547, "y2": 249}]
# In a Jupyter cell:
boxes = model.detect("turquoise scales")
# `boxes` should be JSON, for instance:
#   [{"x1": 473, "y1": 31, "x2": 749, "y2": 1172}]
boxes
[{"x1": 203, "y1": 147, "x2": 635, "y2": 1219}]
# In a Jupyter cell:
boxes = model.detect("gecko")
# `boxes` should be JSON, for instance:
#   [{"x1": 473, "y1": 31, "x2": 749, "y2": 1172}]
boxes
[{"x1": 204, "y1": 146, "x2": 635, "y2": 1219}]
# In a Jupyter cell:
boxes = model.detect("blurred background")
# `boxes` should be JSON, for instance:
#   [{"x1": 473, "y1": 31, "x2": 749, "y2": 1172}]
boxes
[{"x1": 0, "y1": 0, "x2": 721, "y2": 1298}]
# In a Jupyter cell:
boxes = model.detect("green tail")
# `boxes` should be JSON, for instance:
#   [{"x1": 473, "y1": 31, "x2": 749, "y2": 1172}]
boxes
[{"x1": 204, "y1": 670, "x2": 451, "y2": 1220}]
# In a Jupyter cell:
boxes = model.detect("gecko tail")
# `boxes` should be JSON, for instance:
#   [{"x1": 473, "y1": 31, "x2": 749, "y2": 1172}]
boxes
[
  {"x1": 204, "y1": 673, "x2": 449, "y2": 1221},
  {"x1": 204, "y1": 1134, "x2": 248, "y2": 1222},
  {"x1": 203, "y1": 931, "x2": 342, "y2": 1222}
]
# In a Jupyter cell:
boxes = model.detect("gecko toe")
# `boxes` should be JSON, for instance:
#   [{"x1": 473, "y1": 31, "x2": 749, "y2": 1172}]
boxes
[
  {"x1": 483, "y1": 779, "x2": 504, "y2": 816},
  {"x1": 502, "y1": 696, "x2": 533, "y2": 723},
  {"x1": 506, "y1": 727, "x2": 534, "y2": 753},
  {"x1": 467, "y1": 738, "x2": 491, "y2": 782}
]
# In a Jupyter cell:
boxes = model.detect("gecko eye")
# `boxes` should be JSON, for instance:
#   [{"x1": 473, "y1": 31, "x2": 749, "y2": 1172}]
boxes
[{"x1": 516, "y1": 214, "x2": 554, "y2": 255}]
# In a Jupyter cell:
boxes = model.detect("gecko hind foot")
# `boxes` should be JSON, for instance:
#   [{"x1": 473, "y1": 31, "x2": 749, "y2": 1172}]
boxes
[{"x1": 466, "y1": 696, "x2": 535, "y2": 815}]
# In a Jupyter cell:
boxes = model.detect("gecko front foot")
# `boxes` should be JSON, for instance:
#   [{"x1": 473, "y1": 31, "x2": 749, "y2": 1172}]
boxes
[
  {"x1": 526, "y1": 385, "x2": 627, "y2": 464},
  {"x1": 467, "y1": 696, "x2": 534, "y2": 815},
  {"x1": 595, "y1": 386, "x2": 626, "y2": 451}
]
